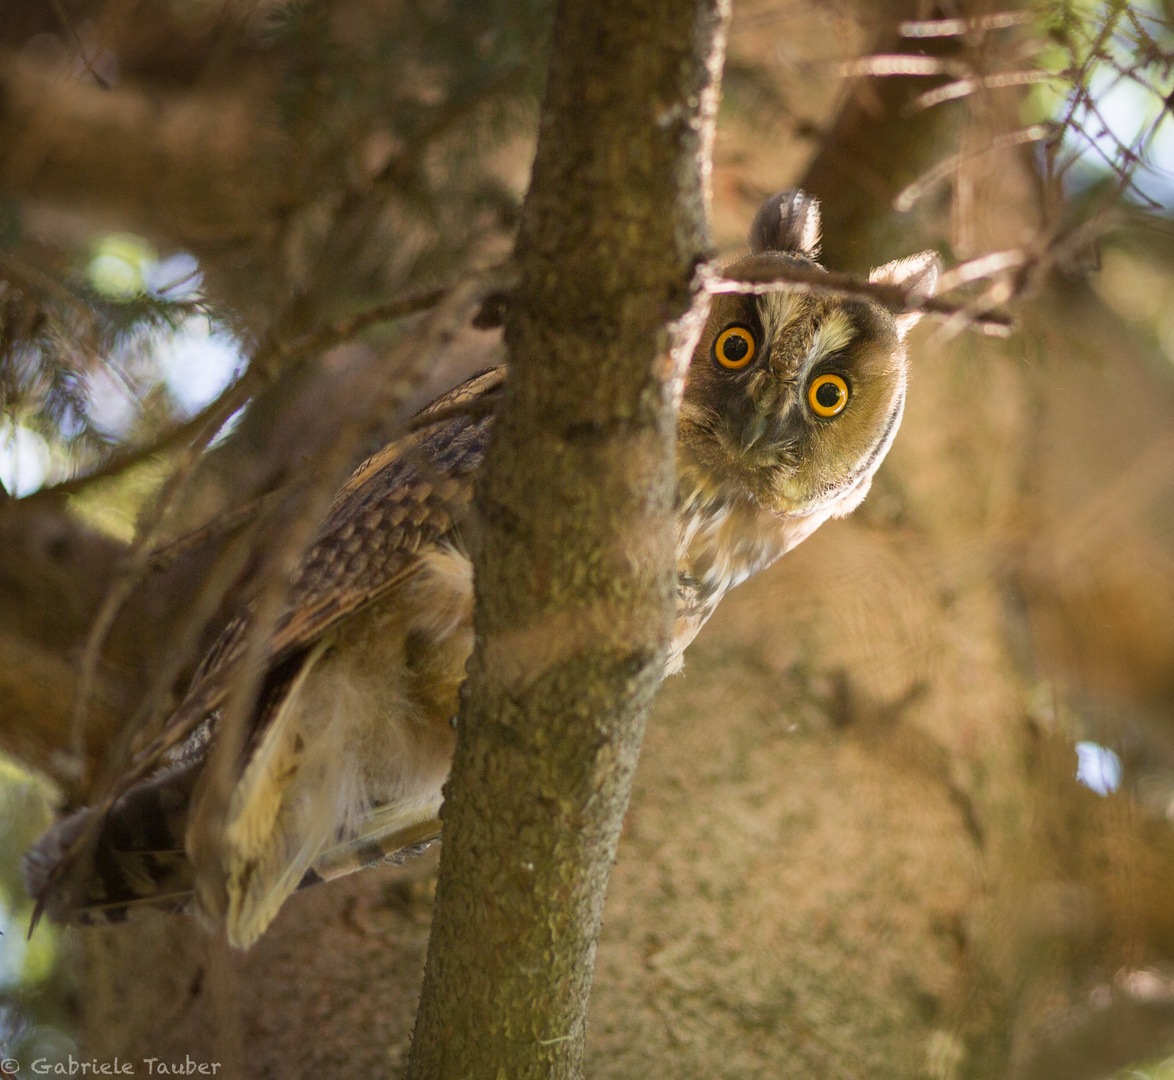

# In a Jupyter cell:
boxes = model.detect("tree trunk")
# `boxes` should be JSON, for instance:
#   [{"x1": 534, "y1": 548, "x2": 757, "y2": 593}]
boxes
[{"x1": 405, "y1": 1, "x2": 729, "y2": 1076}]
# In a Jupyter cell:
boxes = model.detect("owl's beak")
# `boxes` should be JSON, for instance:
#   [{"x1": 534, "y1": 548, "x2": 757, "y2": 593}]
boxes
[
  {"x1": 739, "y1": 374, "x2": 793, "y2": 454},
  {"x1": 740, "y1": 411, "x2": 771, "y2": 452},
  {"x1": 739, "y1": 404, "x2": 791, "y2": 457}
]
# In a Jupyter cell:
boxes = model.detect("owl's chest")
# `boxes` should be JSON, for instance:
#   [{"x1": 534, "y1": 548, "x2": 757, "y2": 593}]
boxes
[{"x1": 667, "y1": 495, "x2": 792, "y2": 672}]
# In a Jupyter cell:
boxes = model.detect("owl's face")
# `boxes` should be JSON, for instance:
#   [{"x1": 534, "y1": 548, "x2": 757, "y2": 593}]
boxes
[{"x1": 679, "y1": 192, "x2": 940, "y2": 521}]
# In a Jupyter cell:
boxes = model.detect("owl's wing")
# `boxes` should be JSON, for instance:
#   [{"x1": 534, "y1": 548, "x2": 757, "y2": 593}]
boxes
[
  {"x1": 268, "y1": 365, "x2": 503, "y2": 662},
  {"x1": 163, "y1": 364, "x2": 504, "y2": 753},
  {"x1": 25, "y1": 366, "x2": 504, "y2": 924}
]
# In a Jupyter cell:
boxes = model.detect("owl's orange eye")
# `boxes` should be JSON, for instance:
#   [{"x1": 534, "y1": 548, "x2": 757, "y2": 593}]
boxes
[
  {"x1": 808, "y1": 373, "x2": 849, "y2": 417},
  {"x1": 713, "y1": 326, "x2": 756, "y2": 370}
]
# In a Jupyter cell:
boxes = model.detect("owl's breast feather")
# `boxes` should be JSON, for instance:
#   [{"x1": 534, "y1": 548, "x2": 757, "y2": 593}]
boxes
[{"x1": 667, "y1": 491, "x2": 796, "y2": 672}]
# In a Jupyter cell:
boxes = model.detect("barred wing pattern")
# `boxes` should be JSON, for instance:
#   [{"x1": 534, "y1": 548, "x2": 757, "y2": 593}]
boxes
[{"x1": 25, "y1": 367, "x2": 505, "y2": 924}]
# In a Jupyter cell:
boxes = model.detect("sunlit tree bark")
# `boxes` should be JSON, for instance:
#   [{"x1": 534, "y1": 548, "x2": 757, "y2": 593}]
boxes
[{"x1": 405, "y1": 1, "x2": 728, "y2": 1076}]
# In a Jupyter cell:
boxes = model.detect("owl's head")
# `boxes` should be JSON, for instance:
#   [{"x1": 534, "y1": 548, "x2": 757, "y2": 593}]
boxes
[{"x1": 680, "y1": 190, "x2": 941, "y2": 520}]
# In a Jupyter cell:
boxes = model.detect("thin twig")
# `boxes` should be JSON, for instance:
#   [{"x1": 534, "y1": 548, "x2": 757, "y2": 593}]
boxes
[
  {"x1": 290, "y1": 285, "x2": 452, "y2": 356},
  {"x1": 899, "y1": 11, "x2": 1035, "y2": 38},
  {"x1": 702, "y1": 263, "x2": 1015, "y2": 335},
  {"x1": 894, "y1": 123, "x2": 1054, "y2": 212},
  {"x1": 934, "y1": 249, "x2": 1028, "y2": 294},
  {"x1": 144, "y1": 486, "x2": 295, "y2": 573},
  {"x1": 1056, "y1": 7, "x2": 1126, "y2": 144},
  {"x1": 25, "y1": 281, "x2": 460, "y2": 503},
  {"x1": 838, "y1": 55, "x2": 959, "y2": 78},
  {"x1": 49, "y1": 0, "x2": 111, "y2": 89},
  {"x1": 911, "y1": 69, "x2": 1059, "y2": 112},
  {"x1": 927, "y1": 278, "x2": 1015, "y2": 346}
]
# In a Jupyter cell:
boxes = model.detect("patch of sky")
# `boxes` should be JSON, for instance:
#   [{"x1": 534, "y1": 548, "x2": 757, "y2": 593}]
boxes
[
  {"x1": 86, "y1": 310, "x2": 246, "y2": 439},
  {"x1": 0, "y1": 237, "x2": 243, "y2": 494},
  {"x1": 145, "y1": 251, "x2": 203, "y2": 300},
  {"x1": 1049, "y1": 2, "x2": 1174, "y2": 210},
  {"x1": 84, "y1": 364, "x2": 139, "y2": 439},
  {"x1": 88, "y1": 235, "x2": 203, "y2": 302},
  {"x1": 86, "y1": 236, "x2": 242, "y2": 417},
  {"x1": 1064, "y1": 67, "x2": 1174, "y2": 207},
  {"x1": 1075, "y1": 740, "x2": 1123, "y2": 796},
  {"x1": 156, "y1": 315, "x2": 245, "y2": 417},
  {"x1": 0, "y1": 422, "x2": 51, "y2": 497}
]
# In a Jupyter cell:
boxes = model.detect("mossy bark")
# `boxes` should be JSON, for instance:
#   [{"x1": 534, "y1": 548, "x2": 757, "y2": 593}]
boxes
[{"x1": 404, "y1": 1, "x2": 729, "y2": 1077}]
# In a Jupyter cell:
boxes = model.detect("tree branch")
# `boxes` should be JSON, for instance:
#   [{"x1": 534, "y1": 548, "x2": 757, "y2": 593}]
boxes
[
  {"x1": 0, "y1": 50, "x2": 292, "y2": 245},
  {"x1": 0, "y1": 499, "x2": 226, "y2": 784},
  {"x1": 405, "y1": 0, "x2": 729, "y2": 1076},
  {"x1": 24, "y1": 280, "x2": 458, "y2": 503},
  {"x1": 800, "y1": 0, "x2": 966, "y2": 271},
  {"x1": 704, "y1": 261, "x2": 1015, "y2": 334},
  {"x1": 48, "y1": 0, "x2": 110, "y2": 89}
]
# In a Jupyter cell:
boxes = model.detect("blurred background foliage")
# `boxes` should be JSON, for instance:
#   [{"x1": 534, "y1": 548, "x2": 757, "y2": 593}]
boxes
[{"x1": 1, "y1": 0, "x2": 1174, "y2": 1078}]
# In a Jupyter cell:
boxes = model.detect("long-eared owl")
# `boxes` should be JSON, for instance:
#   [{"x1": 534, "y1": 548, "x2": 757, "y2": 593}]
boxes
[{"x1": 25, "y1": 190, "x2": 941, "y2": 948}]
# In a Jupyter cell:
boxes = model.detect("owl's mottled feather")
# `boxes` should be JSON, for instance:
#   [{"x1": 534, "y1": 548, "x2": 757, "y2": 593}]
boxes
[
  {"x1": 272, "y1": 366, "x2": 502, "y2": 657},
  {"x1": 26, "y1": 370, "x2": 502, "y2": 943},
  {"x1": 25, "y1": 193, "x2": 939, "y2": 948}
]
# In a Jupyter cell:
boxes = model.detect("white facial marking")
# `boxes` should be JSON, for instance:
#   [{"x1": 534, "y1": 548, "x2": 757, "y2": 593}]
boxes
[
  {"x1": 757, "y1": 290, "x2": 802, "y2": 353},
  {"x1": 805, "y1": 310, "x2": 855, "y2": 370}
]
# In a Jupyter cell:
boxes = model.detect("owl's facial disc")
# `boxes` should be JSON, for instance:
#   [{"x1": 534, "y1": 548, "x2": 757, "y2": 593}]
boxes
[{"x1": 680, "y1": 253, "x2": 909, "y2": 517}]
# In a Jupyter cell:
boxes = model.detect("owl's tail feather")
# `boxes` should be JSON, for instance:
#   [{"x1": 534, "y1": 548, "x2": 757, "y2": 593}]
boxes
[
  {"x1": 22, "y1": 764, "x2": 201, "y2": 927},
  {"x1": 23, "y1": 772, "x2": 441, "y2": 935}
]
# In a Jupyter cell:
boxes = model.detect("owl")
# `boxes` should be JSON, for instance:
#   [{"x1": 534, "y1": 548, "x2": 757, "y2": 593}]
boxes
[{"x1": 25, "y1": 190, "x2": 940, "y2": 949}]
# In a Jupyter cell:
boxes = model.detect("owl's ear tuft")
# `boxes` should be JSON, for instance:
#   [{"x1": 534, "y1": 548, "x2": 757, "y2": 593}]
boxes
[
  {"x1": 748, "y1": 190, "x2": 821, "y2": 259},
  {"x1": 869, "y1": 250, "x2": 942, "y2": 340}
]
